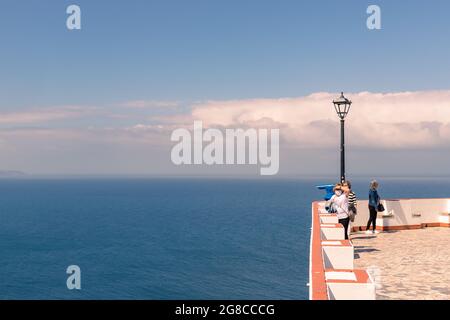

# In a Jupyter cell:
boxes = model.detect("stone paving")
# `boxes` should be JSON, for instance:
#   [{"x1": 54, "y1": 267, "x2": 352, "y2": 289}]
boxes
[{"x1": 351, "y1": 227, "x2": 450, "y2": 300}]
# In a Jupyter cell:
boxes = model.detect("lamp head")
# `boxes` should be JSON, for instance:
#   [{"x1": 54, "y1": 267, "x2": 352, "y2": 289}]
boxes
[{"x1": 333, "y1": 92, "x2": 352, "y2": 120}]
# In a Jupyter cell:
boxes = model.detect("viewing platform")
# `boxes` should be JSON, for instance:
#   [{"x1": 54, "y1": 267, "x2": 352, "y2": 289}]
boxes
[{"x1": 309, "y1": 198, "x2": 450, "y2": 300}]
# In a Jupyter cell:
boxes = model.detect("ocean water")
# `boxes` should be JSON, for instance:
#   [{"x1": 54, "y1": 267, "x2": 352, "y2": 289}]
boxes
[{"x1": 1, "y1": 177, "x2": 450, "y2": 300}]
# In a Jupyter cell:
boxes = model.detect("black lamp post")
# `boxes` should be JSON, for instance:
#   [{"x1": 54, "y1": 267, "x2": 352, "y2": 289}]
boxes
[{"x1": 333, "y1": 92, "x2": 352, "y2": 183}]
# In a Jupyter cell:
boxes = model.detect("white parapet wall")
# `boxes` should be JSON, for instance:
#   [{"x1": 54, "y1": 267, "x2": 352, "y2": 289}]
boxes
[
  {"x1": 310, "y1": 198, "x2": 450, "y2": 300},
  {"x1": 320, "y1": 224, "x2": 345, "y2": 240},
  {"x1": 310, "y1": 202, "x2": 376, "y2": 300},
  {"x1": 320, "y1": 213, "x2": 339, "y2": 224},
  {"x1": 351, "y1": 198, "x2": 450, "y2": 231},
  {"x1": 326, "y1": 270, "x2": 376, "y2": 300},
  {"x1": 322, "y1": 240, "x2": 354, "y2": 270},
  {"x1": 439, "y1": 213, "x2": 450, "y2": 224}
]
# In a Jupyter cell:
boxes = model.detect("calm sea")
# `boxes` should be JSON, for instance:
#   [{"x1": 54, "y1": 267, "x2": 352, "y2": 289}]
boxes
[{"x1": 1, "y1": 177, "x2": 449, "y2": 299}]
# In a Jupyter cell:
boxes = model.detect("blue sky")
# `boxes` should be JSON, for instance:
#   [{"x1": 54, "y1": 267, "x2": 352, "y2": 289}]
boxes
[
  {"x1": 1, "y1": 0, "x2": 450, "y2": 109},
  {"x1": 1, "y1": 0, "x2": 450, "y2": 175}
]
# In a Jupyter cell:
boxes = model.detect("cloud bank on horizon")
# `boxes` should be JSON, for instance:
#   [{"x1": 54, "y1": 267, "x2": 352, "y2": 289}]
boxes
[
  {"x1": 1, "y1": 89, "x2": 450, "y2": 174},
  {"x1": 2, "y1": 89, "x2": 450, "y2": 148},
  {"x1": 151, "y1": 89, "x2": 450, "y2": 149}
]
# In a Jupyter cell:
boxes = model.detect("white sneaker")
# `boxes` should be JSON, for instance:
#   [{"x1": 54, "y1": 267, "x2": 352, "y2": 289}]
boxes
[
  {"x1": 365, "y1": 230, "x2": 372, "y2": 235},
  {"x1": 373, "y1": 230, "x2": 380, "y2": 234}
]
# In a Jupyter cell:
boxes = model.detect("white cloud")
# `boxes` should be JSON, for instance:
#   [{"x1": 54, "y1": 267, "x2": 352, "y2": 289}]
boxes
[
  {"x1": 0, "y1": 105, "x2": 99, "y2": 125},
  {"x1": 2, "y1": 90, "x2": 450, "y2": 174},
  {"x1": 3, "y1": 90, "x2": 450, "y2": 150},
  {"x1": 174, "y1": 90, "x2": 450, "y2": 149},
  {"x1": 120, "y1": 100, "x2": 180, "y2": 109}
]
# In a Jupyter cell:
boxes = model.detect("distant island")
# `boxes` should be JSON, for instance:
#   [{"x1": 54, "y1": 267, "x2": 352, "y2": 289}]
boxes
[{"x1": 0, "y1": 170, "x2": 27, "y2": 177}]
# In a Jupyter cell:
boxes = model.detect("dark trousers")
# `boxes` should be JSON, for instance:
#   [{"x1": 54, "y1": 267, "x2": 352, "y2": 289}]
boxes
[
  {"x1": 367, "y1": 206, "x2": 377, "y2": 231},
  {"x1": 339, "y1": 217, "x2": 350, "y2": 240}
]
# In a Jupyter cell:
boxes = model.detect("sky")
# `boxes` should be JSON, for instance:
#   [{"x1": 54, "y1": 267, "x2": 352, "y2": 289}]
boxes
[{"x1": 1, "y1": 0, "x2": 450, "y2": 176}]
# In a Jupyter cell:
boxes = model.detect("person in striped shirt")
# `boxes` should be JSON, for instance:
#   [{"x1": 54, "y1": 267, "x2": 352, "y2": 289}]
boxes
[
  {"x1": 345, "y1": 181, "x2": 357, "y2": 209},
  {"x1": 343, "y1": 181, "x2": 357, "y2": 237}
]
